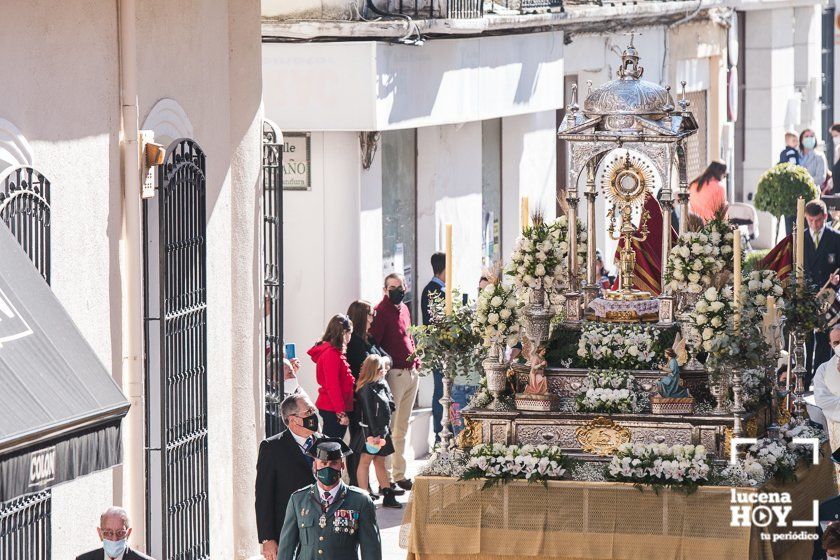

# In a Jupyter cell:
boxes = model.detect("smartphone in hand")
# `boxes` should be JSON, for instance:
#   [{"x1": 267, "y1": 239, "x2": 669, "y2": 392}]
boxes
[{"x1": 284, "y1": 343, "x2": 296, "y2": 360}]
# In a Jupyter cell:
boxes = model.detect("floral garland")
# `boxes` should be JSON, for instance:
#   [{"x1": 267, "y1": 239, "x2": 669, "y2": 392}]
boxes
[
  {"x1": 575, "y1": 369, "x2": 643, "y2": 414},
  {"x1": 474, "y1": 282, "x2": 520, "y2": 348},
  {"x1": 665, "y1": 217, "x2": 734, "y2": 295},
  {"x1": 461, "y1": 443, "x2": 572, "y2": 488},
  {"x1": 576, "y1": 321, "x2": 659, "y2": 370},
  {"x1": 722, "y1": 418, "x2": 827, "y2": 485},
  {"x1": 506, "y1": 215, "x2": 586, "y2": 300},
  {"x1": 606, "y1": 443, "x2": 711, "y2": 492},
  {"x1": 744, "y1": 270, "x2": 784, "y2": 311},
  {"x1": 691, "y1": 286, "x2": 734, "y2": 353}
]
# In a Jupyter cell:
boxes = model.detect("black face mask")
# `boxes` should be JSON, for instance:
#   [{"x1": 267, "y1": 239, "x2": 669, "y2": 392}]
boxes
[
  {"x1": 388, "y1": 287, "x2": 405, "y2": 305},
  {"x1": 297, "y1": 413, "x2": 319, "y2": 432}
]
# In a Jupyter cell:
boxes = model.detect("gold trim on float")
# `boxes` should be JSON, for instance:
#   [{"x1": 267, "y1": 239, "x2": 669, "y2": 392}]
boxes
[{"x1": 575, "y1": 416, "x2": 632, "y2": 456}]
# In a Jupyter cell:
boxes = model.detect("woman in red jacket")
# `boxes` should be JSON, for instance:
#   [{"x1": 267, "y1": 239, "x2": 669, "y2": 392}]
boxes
[{"x1": 308, "y1": 314, "x2": 355, "y2": 439}]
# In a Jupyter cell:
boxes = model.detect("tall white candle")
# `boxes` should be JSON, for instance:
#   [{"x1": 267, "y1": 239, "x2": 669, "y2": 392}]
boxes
[
  {"x1": 796, "y1": 197, "x2": 805, "y2": 282},
  {"x1": 521, "y1": 197, "x2": 530, "y2": 232},
  {"x1": 445, "y1": 224, "x2": 453, "y2": 315}
]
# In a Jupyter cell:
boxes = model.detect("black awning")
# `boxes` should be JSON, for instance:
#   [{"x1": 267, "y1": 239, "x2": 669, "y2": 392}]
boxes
[{"x1": 0, "y1": 226, "x2": 130, "y2": 502}]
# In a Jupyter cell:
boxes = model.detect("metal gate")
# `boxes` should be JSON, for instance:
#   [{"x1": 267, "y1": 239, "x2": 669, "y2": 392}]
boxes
[
  {"x1": 145, "y1": 139, "x2": 210, "y2": 559},
  {"x1": 0, "y1": 165, "x2": 52, "y2": 559},
  {"x1": 822, "y1": 6, "x2": 835, "y2": 159},
  {"x1": 0, "y1": 166, "x2": 51, "y2": 283},
  {"x1": 0, "y1": 491, "x2": 51, "y2": 559},
  {"x1": 263, "y1": 121, "x2": 285, "y2": 437}
]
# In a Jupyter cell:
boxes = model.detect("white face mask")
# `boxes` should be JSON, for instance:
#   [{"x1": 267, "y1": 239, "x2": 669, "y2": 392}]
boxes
[{"x1": 284, "y1": 377, "x2": 299, "y2": 394}]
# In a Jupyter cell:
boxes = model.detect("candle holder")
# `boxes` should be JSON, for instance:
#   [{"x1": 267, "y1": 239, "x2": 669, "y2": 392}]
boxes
[
  {"x1": 710, "y1": 369, "x2": 730, "y2": 416},
  {"x1": 438, "y1": 373, "x2": 455, "y2": 455},
  {"x1": 731, "y1": 367, "x2": 745, "y2": 442},
  {"x1": 790, "y1": 329, "x2": 809, "y2": 419},
  {"x1": 766, "y1": 321, "x2": 783, "y2": 438},
  {"x1": 483, "y1": 343, "x2": 513, "y2": 411}
]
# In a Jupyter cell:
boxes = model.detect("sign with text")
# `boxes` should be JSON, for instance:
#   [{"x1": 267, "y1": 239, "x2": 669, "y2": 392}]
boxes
[{"x1": 282, "y1": 132, "x2": 311, "y2": 191}]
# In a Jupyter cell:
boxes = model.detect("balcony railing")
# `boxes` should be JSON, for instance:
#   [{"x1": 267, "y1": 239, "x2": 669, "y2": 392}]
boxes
[{"x1": 386, "y1": 0, "x2": 686, "y2": 19}]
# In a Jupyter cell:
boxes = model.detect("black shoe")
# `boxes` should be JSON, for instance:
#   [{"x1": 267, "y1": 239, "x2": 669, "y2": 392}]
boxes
[
  {"x1": 390, "y1": 484, "x2": 405, "y2": 496},
  {"x1": 382, "y1": 487, "x2": 403, "y2": 509},
  {"x1": 395, "y1": 478, "x2": 413, "y2": 491},
  {"x1": 368, "y1": 487, "x2": 381, "y2": 501}
]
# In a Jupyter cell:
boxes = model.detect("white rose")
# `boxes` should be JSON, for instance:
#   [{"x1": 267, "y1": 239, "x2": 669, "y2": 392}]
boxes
[
  {"x1": 688, "y1": 272, "x2": 701, "y2": 284},
  {"x1": 488, "y1": 313, "x2": 499, "y2": 324},
  {"x1": 748, "y1": 280, "x2": 760, "y2": 291},
  {"x1": 535, "y1": 264, "x2": 546, "y2": 277},
  {"x1": 500, "y1": 308, "x2": 512, "y2": 320},
  {"x1": 709, "y1": 301, "x2": 724, "y2": 312},
  {"x1": 695, "y1": 314, "x2": 708, "y2": 325},
  {"x1": 490, "y1": 296, "x2": 503, "y2": 307},
  {"x1": 702, "y1": 327, "x2": 714, "y2": 340},
  {"x1": 695, "y1": 300, "x2": 708, "y2": 313},
  {"x1": 710, "y1": 317, "x2": 722, "y2": 327},
  {"x1": 704, "y1": 288, "x2": 718, "y2": 301}
]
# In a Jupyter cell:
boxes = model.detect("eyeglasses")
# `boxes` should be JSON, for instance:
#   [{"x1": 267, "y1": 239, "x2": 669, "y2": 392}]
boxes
[{"x1": 100, "y1": 529, "x2": 128, "y2": 539}]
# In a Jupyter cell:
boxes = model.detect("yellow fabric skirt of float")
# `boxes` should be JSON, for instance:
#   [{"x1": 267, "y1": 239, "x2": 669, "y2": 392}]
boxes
[{"x1": 401, "y1": 447, "x2": 836, "y2": 560}]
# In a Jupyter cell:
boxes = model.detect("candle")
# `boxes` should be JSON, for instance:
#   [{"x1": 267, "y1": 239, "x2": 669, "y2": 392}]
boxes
[
  {"x1": 796, "y1": 197, "x2": 805, "y2": 282},
  {"x1": 445, "y1": 224, "x2": 453, "y2": 315},
  {"x1": 733, "y1": 230, "x2": 742, "y2": 329},
  {"x1": 764, "y1": 295, "x2": 776, "y2": 345},
  {"x1": 521, "y1": 196, "x2": 530, "y2": 232}
]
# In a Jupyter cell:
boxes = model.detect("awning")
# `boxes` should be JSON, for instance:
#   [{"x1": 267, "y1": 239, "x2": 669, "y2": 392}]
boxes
[{"x1": 0, "y1": 226, "x2": 130, "y2": 502}]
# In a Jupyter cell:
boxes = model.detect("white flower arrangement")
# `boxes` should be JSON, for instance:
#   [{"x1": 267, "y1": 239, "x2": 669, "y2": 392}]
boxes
[
  {"x1": 690, "y1": 285, "x2": 734, "y2": 353},
  {"x1": 506, "y1": 214, "x2": 586, "y2": 299},
  {"x1": 577, "y1": 321, "x2": 659, "y2": 370},
  {"x1": 575, "y1": 369, "x2": 643, "y2": 414},
  {"x1": 461, "y1": 443, "x2": 572, "y2": 487},
  {"x1": 474, "y1": 282, "x2": 520, "y2": 348},
  {"x1": 665, "y1": 217, "x2": 734, "y2": 295},
  {"x1": 778, "y1": 416, "x2": 828, "y2": 462},
  {"x1": 740, "y1": 368, "x2": 770, "y2": 411},
  {"x1": 743, "y1": 269, "x2": 784, "y2": 310},
  {"x1": 606, "y1": 443, "x2": 711, "y2": 490}
]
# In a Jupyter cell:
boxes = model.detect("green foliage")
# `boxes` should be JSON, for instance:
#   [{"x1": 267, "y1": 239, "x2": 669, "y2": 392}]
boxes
[
  {"x1": 744, "y1": 249, "x2": 770, "y2": 273},
  {"x1": 784, "y1": 276, "x2": 829, "y2": 334},
  {"x1": 410, "y1": 291, "x2": 482, "y2": 379},
  {"x1": 753, "y1": 163, "x2": 819, "y2": 219}
]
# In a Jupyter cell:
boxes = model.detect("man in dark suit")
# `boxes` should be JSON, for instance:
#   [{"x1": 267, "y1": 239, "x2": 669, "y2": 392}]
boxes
[
  {"x1": 255, "y1": 394, "x2": 319, "y2": 560},
  {"x1": 76, "y1": 506, "x2": 154, "y2": 560},
  {"x1": 804, "y1": 199, "x2": 840, "y2": 386},
  {"x1": 420, "y1": 252, "x2": 446, "y2": 441}
]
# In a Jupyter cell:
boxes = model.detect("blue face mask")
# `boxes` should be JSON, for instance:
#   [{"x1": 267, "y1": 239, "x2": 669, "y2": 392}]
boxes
[
  {"x1": 803, "y1": 137, "x2": 817, "y2": 150},
  {"x1": 315, "y1": 466, "x2": 341, "y2": 486},
  {"x1": 365, "y1": 443, "x2": 381, "y2": 454},
  {"x1": 102, "y1": 538, "x2": 127, "y2": 558}
]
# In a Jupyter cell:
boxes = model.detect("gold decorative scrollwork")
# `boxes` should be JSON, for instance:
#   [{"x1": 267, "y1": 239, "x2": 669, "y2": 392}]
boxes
[
  {"x1": 575, "y1": 416, "x2": 632, "y2": 456},
  {"x1": 457, "y1": 418, "x2": 483, "y2": 450}
]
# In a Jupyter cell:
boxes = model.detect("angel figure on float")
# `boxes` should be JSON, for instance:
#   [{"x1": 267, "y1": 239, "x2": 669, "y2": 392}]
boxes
[
  {"x1": 524, "y1": 345, "x2": 549, "y2": 395},
  {"x1": 657, "y1": 334, "x2": 690, "y2": 399}
]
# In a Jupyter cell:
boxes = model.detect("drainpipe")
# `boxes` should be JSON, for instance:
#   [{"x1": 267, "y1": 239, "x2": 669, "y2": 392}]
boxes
[{"x1": 117, "y1": 0, "x2": 146, "y2": 549}]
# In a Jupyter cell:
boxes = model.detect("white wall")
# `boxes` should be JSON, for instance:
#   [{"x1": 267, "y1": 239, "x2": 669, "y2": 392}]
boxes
[
  {"x1": 501, "y1": 111, "x2": 559, "y2": 260},
  {"x1": 263, "y1": 31, "x2": 565, "y2": 132},
  {"x1": 283, "y1": 132, "x2": 361, "y2": 400}
]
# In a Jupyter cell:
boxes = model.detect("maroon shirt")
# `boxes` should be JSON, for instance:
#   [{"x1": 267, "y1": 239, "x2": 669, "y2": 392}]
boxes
[{"x1": 370, "y1": 295, "x2": 418, "y2": 370}]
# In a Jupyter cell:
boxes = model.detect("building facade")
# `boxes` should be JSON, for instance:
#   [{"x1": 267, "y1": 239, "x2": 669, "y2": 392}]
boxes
[{"x1": 0, "y1": 1, "x2": 264, "y2": 559}]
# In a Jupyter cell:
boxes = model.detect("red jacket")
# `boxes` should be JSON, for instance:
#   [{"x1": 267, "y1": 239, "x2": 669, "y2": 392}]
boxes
[{"x1": 308, "y1": 341, "x2": 355, "y2": 413}]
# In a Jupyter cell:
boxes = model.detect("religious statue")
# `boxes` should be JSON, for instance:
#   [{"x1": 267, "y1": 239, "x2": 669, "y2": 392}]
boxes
[
  {"x1": 524, "y1": 346, "x2": 549, "y2": 395},
  {"x1": 657, "y1": 348, "x2": 689, "y2": 398}
]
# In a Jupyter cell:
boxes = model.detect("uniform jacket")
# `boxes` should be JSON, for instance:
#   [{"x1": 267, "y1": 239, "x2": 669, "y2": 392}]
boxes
[
  {"x1": 76, "y1": 547, "x2": 155, "y2": 560},
  {"x1": 277, "y1": 482, "x2": 381, "y2": 560},
  {"x1": 308, "y1": 342, "x2": 355, "y2": 413},
  {"x1": 357, "y1": 380, "x2": 395, "y2": 438},
  {"x1": 255, "y1": 429, "x2": 315, "y2": 543},
  {"x1": 805, "y1": 226, "x2": 840, "y2": 289}
]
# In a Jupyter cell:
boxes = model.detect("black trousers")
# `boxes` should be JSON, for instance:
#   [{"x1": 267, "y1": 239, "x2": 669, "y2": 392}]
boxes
[
  {"x1": 319, "y1": 409, "x2": 347, "y2": 440},
  {"x1": 805, "y1": 330, "x2": 831, "y2": 389}
]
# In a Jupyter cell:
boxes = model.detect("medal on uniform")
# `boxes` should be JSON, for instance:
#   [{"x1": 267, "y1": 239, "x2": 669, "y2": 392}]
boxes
[{"x1": 319, "y1": 514, "x2": 327, "y2": 529}]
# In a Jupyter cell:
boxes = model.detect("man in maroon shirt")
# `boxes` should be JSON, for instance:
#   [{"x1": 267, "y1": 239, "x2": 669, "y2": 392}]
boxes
[{"x1": 369, "y1": 272, "x2": 418, "y2": 491}]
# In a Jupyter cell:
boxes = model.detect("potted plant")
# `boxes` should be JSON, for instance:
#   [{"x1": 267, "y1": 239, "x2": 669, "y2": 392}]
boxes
[{"x1": 753, "y1": 163, "x2": 819, "y2": 243}]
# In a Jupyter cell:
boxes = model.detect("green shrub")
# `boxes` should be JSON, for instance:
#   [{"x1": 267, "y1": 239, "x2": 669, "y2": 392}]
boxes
[
  {"x1": 744, "y1": 249, "x2": 770, "y2": 273},
  {"x1": 753, "y1": 163, "x2": 819, "y2": 242}
]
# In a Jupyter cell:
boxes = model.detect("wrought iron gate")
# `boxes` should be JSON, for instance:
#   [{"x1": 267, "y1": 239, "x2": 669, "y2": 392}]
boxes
[
  {"x1": 145, "y1": 139, "x2": 210, "y2": 559},
  {"x1": 0, "y1": 166, "x2": 51, "y2": 283},
  {"x1": 263, "y1": 121, "x2": 285, "y2": 437},
  {"x1": 823, "y1": 6, "x2": 835, "y2": 159},
  {"x1": 0, "y1": 165, "x2": 52, "y2": 559}
]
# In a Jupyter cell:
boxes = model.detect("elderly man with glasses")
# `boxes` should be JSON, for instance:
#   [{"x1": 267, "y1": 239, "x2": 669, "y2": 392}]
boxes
[{"x1": 76, "y1": 506, "x2": 154, "y2": 560}]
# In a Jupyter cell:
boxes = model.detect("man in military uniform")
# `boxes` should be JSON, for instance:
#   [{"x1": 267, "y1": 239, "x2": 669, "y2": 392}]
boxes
[{"x1": 277, "y1": 437, "x2": 382, "y2": 560}]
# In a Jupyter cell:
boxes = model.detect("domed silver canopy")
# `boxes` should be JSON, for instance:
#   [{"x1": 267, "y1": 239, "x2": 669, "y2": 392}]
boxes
[{"x1": 583, "y1": 41, "x2": 675, "y2": 131}]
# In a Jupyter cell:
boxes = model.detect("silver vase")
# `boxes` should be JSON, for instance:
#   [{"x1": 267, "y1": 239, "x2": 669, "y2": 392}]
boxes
[
  {"x1": 710, "y1": 371, "x2": 730, "y2": 416},
  {"x1": 483, "y1": 343, "x2": 512, "y2": 411}
]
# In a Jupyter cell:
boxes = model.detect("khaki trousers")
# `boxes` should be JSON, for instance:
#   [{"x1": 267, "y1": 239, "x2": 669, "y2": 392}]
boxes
[{"x1": 385, "y1": 367, "x2": 419, "y2": 482}]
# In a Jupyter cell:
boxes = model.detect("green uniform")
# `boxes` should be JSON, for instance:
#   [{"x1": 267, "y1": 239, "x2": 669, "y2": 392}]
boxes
[{"x1": 277, "y1": 482, "x2": 381, "y2": 560}]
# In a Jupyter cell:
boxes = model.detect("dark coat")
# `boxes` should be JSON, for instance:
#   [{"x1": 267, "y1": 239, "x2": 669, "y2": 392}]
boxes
[
  {"x1": 255, "y1": 429, "x2": 315, "y2": 543},
  {"x1": 76, "y1": 547, "x2": 155, "y2": 560},
  {"x1": 345, "y1": 334, "x2": 389, "y2": 379},
  {"x1": 357, "y1": 380, "x2": 396, "y2": 438},
  {"x1": 804, "y1": 226, "x2": 840, "y2": 288},
  {"x1": 420, "y1": 278, "x2": 445, "y2": 326}
]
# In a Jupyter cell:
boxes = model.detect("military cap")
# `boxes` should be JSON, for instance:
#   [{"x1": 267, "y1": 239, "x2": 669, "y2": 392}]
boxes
[{"x1": 307, "y1": 436, "x2": 353, "y2": 461}]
